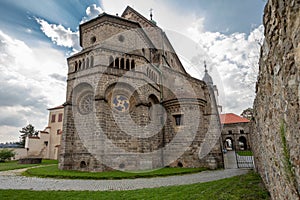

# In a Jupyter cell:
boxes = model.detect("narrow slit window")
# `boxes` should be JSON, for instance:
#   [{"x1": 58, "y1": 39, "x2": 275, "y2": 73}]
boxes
[{"x1": 173, "y1": 114, "x2": 183, "y2": 126}]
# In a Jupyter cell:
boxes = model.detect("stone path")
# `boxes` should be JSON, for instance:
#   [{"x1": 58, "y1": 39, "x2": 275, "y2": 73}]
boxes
[
  {"x1": 0, "y1": 167, "x2": 248, "y2": 191},
  {"x1": 223, "y1": 150, "x2": 238, "y2": 169}
]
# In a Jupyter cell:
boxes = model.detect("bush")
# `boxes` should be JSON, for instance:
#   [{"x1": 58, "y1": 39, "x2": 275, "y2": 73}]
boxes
[{"x1": 0, "y1": 149, "x2": 16, "y2": 162}]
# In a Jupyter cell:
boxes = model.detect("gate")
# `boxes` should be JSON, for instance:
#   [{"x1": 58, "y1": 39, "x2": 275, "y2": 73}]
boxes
[{"x1": 235, "y1": 152, "x2": 254, "y2": 168}]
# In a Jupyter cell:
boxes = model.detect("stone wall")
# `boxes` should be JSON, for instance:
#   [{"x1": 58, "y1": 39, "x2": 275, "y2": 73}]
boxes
[
  {"x1": 252, "y1": 0, "x2": 300, "y2": 199},
  {"x1": 59, "y1": 7, "x2": 223, "y2": 172}
]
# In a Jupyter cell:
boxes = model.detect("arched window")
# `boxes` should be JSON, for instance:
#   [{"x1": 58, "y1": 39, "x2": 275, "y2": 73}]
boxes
[
  {"x1": 109, "y1": 56, "x2": 114, "y2": 68},
  {"x1": 224, "y1": 138, "x2": 234, "y2": 150},
  {"x1": 74, "y1": 61, "x2": 78, "y2": 72},
  {"x1": 82, "y1": 59, "x2": 85, "y2": 69},
  {"x1": 238, "y1": 136, "x2": 247, "y2": 150},
  {"x1": 120, "y1": 58, "x2": 125, "y2": 69},
  {"x1": 115, "y1": 58, "x2": 119, "y2": 68},
  {"x1": 90, "y1": 56, "x2": 94, "y2": 67},
  {"x1": 131, "y1": 60, "x2": 135, "y2": 71},
  {"x1": 78, "y1": 60, "x2": 82, "y2": 70},
  {"x1": 86, "y1": 58, "x2": 89, "y2": 68},
  {"x1": 126, "y1": 59, "x2": 130, "y2": 70}
]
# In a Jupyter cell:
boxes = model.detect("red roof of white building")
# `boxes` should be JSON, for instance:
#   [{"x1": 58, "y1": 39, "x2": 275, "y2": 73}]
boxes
[
  {"x1": 48, "y1": 105, "x2": 64, "y2": 110},
  {"x1": 220, "y1": 113, "x2": 250, "y2": 124}
]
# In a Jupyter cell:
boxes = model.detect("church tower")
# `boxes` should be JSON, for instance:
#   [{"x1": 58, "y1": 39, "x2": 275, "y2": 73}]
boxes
[{"x1": 59, "y1": 6, "x2": 223, "y2": 172}]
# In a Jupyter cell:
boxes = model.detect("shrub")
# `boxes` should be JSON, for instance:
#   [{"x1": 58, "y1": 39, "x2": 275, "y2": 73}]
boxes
[{"x1": 0, "y1": 149, "x2": 16, "y2": 162}]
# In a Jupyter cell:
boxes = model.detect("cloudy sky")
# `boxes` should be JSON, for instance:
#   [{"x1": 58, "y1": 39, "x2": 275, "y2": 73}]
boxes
[{"x1": 0, "y1": 0, "x2": 266, "y2": 143}]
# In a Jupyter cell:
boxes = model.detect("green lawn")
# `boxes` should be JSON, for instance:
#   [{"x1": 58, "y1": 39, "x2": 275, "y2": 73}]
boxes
[
  {"x1": 23, "y1": 164, "x2": 207, "y2": 179},
  {"x1": 236, "y1": 151, "x2": 253, "y2": 156},
  {"x1": 0, "y1": 159, "x2": 58, "y2": 171},
  {"x1": 0, "y1": 171, "x2": 270, "y2": 200}
]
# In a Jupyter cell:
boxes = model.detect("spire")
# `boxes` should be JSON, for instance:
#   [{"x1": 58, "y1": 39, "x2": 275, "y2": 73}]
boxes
[
  {"x1": 202, "y1": 61, "x2": 213, "y2": 85},
  {"x1": 149, "y1": 8, "x2": 157, "y2": 25},
  {"x1": 204, "y1": 60, "x2": 208, "y2": 73},
  {"x1": 150, "y1": 8, "x2": 153, "y2": 20}
]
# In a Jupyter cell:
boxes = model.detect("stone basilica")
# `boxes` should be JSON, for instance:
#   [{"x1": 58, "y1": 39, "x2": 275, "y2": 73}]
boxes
[{"x1": 59, "y1": 6, "x2": 223, "y2": 172}]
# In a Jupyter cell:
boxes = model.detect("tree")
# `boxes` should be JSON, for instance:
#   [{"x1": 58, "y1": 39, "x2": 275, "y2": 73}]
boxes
[
  {"x1": 241, "y1": 108, "x2": 253, "y2": 120},
  {"x1": 19, "y1": 124, "x2": 39, "y2": 147},
  {"x1": 0, "y1": 149, "x2": 16, "y2": 162}
]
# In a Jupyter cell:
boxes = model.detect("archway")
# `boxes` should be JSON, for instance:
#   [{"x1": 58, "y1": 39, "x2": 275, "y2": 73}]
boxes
[
  {"x1": 238, "y1": 136, "x2": 247, "y2": 150},
  {"x1": 224, "y1": 137, "x2": 234, "y2": 151}
]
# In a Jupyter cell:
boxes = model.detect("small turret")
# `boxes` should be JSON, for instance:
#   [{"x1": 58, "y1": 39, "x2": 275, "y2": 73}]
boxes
[{"x1": 202, "y1": 61, "x2": 213, "y2": 85}]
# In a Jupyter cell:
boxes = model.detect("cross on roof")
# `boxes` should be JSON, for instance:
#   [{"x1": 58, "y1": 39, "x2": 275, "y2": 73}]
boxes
[{"x1": 149, "y1": 8, "x2": 153, "y2": 20}]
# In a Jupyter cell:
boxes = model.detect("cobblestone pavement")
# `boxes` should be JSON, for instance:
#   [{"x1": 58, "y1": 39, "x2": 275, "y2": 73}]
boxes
[{"x1": 0, "y1": 168, "x2": 248, "y2": 191}]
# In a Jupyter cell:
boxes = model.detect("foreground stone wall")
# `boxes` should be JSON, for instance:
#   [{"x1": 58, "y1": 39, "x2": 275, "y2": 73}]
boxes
[{"x1": 252, "y1": 0, "x2": 300, "y2": 199}]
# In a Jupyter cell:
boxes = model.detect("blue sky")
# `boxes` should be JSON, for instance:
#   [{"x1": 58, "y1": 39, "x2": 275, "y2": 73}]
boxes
[{"x1": 0, "y1": 0, "x2": 267, "y2": 142}]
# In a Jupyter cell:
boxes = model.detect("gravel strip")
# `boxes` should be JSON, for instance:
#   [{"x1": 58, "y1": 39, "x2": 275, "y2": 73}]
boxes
[{"x1": 0, "y1": 168, "x2": 248, "y2": 191}]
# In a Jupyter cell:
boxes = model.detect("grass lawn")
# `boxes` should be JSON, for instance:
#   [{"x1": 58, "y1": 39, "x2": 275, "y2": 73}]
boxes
[
  {"x1": 0, "y1": 159, "x2": 58, "y2": 171},
  {"x1": 236, "y1": 151, "x2": 253, "y2": 156},
  {"x1": 23, "y1": 164, "x2": 207, "y2": 179},
  {"x1": 0, "y1": 171, "x2": 270, "y2": 200}
]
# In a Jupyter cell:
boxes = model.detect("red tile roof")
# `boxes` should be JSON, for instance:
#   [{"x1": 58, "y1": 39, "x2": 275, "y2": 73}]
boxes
[
  {"x1": 48, "y1": 105, "x2": 64, "y2": 110},
  {"x1": 220, "y1": 113, "x2": 250, "y2": 124}
]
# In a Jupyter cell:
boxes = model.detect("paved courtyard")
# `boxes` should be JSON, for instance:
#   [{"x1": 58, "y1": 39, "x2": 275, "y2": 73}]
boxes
[{"x1": 0, "y1": 168, "x2": 248, "y2": 191}]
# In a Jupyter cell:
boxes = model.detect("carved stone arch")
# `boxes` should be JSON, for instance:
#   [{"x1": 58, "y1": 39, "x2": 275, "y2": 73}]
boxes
[
  {"x1": 78, "y1": 60, "x2": 82, "y2": 70},
  {"x1": 126, "y1": 59, "x2": 130, "y2": 70},
  {"x1": 103, "y1": 82, "x2": 143, "y2": 112},
  {"x1": 86, "y1": 57, "x2": 90, "y2": 68},
  {"x1": 120, "y1": 58, "x2": 125, "y2": 69},
  {"x1": 115, "y1": 57, "x2": 119, "y2": 68},
  {"x1": 131, "y1": 60, "x2": 135, "y2": 71},
  {"x1": 72, "y1": 83, "x2": 94, "y2": 115},
  {"x1": 82, "y1": 58, "x2": 85, "y2": 69},
  {"x1": 109, "y1": 56, "x2": 114, "y2": 68},
  {"x1": 238, "y1": 136, "x2": 247, "y2": 150},
  {"x1": 224, "y1": 137, "x2": 234, "y2": 151},
  {"x1": 148, "y1": 94, "x2": 160, "y2": 104},
  {"x1": 74, "y1": 61, "x2": 78, "y2": 72},
  {"x1": 90, "y1": 55, "x2": 94, "y2": 67}
]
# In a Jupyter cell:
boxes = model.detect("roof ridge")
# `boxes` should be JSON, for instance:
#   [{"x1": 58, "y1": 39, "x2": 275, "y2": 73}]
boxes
[{"x1": 121, "y1": 6, "x2": 157, "y2": 27}]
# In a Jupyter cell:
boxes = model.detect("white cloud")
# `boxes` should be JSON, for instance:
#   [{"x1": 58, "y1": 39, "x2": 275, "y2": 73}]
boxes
[
  {"x1": 183, "y1": 24, "x2": 264, "y2": 114},
  {"x1": 34, "y1": 4, "x2": 104, "y2": 54},
  {"x1": 81, "y1": 4, "x2": 104, "y2": 23},
  {"x1": 35, "y1": 18, "x2": 80, "y2": 52},
  {"x1": 101, "y1": 0, "x2": 202, "y2": 33},
  {"x1": 0, "y1": 30, "x2": 67, "y2": 143}
]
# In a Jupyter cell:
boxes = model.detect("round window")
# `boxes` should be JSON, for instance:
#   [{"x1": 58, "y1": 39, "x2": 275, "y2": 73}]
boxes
[
  {"x1": 112, "y1": 95, "x2": 129, "y2": 112},
  {"x1": 90, "y1": 36, "x2": 96, "y2": 44},
  {"x1": 78, "y1": 92, "x2": 93, "y2": 115}
]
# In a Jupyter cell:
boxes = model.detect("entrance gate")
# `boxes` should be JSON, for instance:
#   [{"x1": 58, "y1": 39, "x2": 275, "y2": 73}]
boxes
[{"x1": 235, "y1": 152, "x2": 254, "y2": 168}]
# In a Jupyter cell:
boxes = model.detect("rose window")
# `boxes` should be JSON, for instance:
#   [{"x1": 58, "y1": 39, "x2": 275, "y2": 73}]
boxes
[
  {"x1": 112, "y1": 95, "x2": 129, "y2": 112},
  {"x1": 78, "y1": 93, "x2": 93, "y2": 115}
]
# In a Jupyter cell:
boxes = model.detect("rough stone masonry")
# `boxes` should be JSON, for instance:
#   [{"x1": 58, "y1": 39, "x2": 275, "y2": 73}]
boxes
[
  {"x1": 59, "y1": 6, "x2": 223, "y2": 172},
  {"x1": 252, "y1": 0, "x2": 300, "y2": 199}
]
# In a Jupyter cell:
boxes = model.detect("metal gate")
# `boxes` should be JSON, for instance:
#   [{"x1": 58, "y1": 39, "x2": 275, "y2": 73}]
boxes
[{"x1": 235, "y1": 153, "x2": 254, "y2": 168}]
